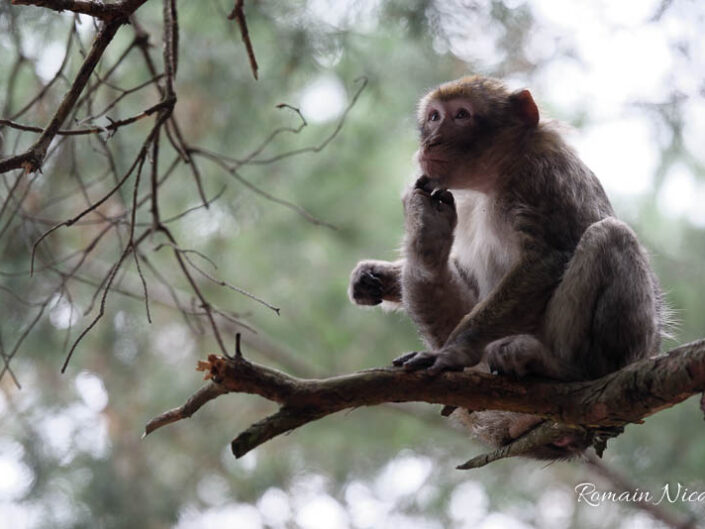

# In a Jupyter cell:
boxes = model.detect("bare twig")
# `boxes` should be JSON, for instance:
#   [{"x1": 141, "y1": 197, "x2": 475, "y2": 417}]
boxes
[
  {"x1": 0, "y1": 19, "x2": 125, "y2": 173},
  {"x1": 247, "y1": 77, "x2": 367, "y2": 164},
  {"x1": 155, "y1": 224, "x2": 229, "y2": 356},
  {"x1": 192, "y1": 150, "x2": 338, "y2": 230},
  {"x1": 142, "y1": 382, "x2": 229, "y2": 437},
  {"x1": 29, "y1": 110, "x2": 173, "y2": 274},
  {"x1": 0, "y1": 0, "x2": 361, "y2": 384},
  {"x1": 0, "y1": 98, "x2": 175, "y2": 137},
  {"x1": 179, "y1": 248, "x2": 281, "y2": 314},
  {"x1": 61, "y1": 229, "x2": 150, "y2": 372},
  {"x1": 227, "y1": 0, "x2": 259, "y2": 80}
]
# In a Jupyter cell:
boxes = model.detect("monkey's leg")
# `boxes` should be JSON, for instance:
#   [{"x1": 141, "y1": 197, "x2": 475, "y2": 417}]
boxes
[
  {"x1": 485, "y1": 335, "x2": 583, "y2": 380},
  {"x1": 543, "y1": 217, "x2": 660, "y2": 379},
  {"x1": 348, "y1": 259, "x2": 403, "y2": 306}
]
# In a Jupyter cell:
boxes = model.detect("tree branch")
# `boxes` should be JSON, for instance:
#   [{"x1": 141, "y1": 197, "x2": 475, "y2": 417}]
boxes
[
  {"x1": 11, "y1": 0, "x2": 149, "y2": 20},
  {"x1": 228, "y1": 0, "x2": 259, "y2": 80},
  {"x1": 1, "y1": 1, "x2": 152, "y2": 174},
  {"x1": 0, "y1": 99, "x2": 175, "y2": 136},
  {"x1": 145, "y1": 338, "x2": 705, "y2": 467}
]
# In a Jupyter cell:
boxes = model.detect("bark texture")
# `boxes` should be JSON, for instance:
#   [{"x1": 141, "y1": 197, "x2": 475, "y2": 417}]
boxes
[{"x1": 145, "y1": 338, "x2": 705, "y2": 466}]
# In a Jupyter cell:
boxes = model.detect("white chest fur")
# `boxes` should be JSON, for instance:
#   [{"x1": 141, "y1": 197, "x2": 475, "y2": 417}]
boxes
[{"x1": 451, "y1": 191, "x2": 519, "y2": 299}]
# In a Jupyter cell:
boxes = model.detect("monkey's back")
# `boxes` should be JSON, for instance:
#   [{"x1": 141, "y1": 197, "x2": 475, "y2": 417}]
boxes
[{"x1": 505, "y1": 130, "x2": 616, "y2": 256}]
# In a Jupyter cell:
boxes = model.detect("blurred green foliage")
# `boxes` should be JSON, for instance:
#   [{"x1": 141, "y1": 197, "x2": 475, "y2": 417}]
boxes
[{"x1": 1, "y1": 1, "x2": 705, "y2": 528}]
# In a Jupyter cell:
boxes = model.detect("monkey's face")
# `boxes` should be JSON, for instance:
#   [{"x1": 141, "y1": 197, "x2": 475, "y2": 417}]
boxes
[
  {"x1": 416, "y1": 78, "x2": 540, "y2": 191},
  {"x1": 417, "y1": 97, "x2": 496, "y2": 191}
]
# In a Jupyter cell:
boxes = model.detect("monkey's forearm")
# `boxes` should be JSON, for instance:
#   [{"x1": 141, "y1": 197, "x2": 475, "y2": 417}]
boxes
[
  {"x1": 445, "y1": 253, "x2": 564, "y2": 352},
  {"x1": 379, "y1": 260, "x2": 403, "y2": 302},
  {"x1": 402, "y1": 261, "x2": 477, "y2": 350}
]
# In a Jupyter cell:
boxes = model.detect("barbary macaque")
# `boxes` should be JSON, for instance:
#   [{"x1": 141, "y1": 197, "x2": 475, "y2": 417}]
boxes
[{"x1": 348, "y1": 76, "x2": 668, "y2": 459}]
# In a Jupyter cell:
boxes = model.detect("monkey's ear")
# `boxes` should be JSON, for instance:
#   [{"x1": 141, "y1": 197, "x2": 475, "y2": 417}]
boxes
[{"x1": 510, "y1": 89, "x2": 539, "y2": 127}]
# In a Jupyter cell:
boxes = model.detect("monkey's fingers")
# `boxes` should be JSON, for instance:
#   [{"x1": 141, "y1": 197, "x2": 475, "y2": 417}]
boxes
[
  {"x1": 359, "y1": 271, "x2": 383, "y2": 297},
  {"x1": 440, "y1": 405, "x2": 457, "y2": 417},
  {"x1": 426, "y1": 350, "x2": 468, "y2": 376},
  {"x1": 392, "y1": 351, "x2": 420, "y2": 367},
  {"x1": 399, "y1": 351, "x2": 439, "y2": 370},
  {"x1": 414, "y1": 175, "x2": 434, "y2": 193},
  {"x1": 350, "y1": 269, "x2": 384, "y2": 305},
  {"x1": 430, "y1": 188, "x2": 455, "y2": 207}
]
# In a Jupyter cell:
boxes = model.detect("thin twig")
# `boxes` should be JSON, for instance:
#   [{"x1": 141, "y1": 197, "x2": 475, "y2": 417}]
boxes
[
  {"x1": 61, "y1": 229, "x2": 150, "y2": 372},
  {"x1": 180, "y1": 248, "x2": 281, "y2": 314},
  {"x1": 0, "y1": 18, "x2": 125, "y2": 174},
  {"x1": 0, "y1": 98, "x2": 175, "y2": 136},
  {"x1": 143, "y1": 382, "x2": 229, "y2": 436},
  {"x1": 192, "y1": 150, "x2": 337, "y2": 230},
  {"x1": 227, "y1": 0, "x2": 259, "y2": 80}
]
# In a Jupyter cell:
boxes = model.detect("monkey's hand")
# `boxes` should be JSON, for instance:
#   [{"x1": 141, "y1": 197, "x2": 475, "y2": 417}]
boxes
[
  {"x1": 403, "y1": 176, "x2": 457, "y2": 272},
  {"x1": 348, "y1": 260, "x2": 402, "y2": 306},
  {"x1": 392, "y1": 345, "x2": 475, "y2": 376}
]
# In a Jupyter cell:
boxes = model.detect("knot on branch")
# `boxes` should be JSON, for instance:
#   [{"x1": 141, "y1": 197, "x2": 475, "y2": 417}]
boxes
[
  {"x1": 197, "y1": 352, "x2": 251, "y2": 384},
  {"x1": 21, "y1": 152, "x2": 43, "y2": 174},
  {"x1": 197, "y1": 354, "x2": 227, "y2": 382}
]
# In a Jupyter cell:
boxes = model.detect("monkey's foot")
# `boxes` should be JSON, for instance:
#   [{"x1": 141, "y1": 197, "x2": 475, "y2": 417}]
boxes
[
  {"x1": 485, "y1": 335, "x2": 557, "y2": 379},
  {"x1": 392, "y1": 349, "x2": 468, "y2": 375},
  {"x1": 391, "y1": 351, "x2": 421, "y2": 367}
]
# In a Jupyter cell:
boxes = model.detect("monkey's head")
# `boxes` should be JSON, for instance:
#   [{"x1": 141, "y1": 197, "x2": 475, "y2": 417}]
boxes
[{"x1": 416, "y1": 75, "x2": 540, "y2": 191}]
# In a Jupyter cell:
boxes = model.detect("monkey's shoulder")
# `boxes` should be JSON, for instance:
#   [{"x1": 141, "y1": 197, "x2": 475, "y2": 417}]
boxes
[{"x1": 500, "y1": 159, "x2": 615, "y2": 250}]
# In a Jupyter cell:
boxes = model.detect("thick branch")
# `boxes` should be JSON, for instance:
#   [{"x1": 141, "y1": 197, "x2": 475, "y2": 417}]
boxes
[{"x1": 145, "y1": 339, "x2": 705, "y2": 462}]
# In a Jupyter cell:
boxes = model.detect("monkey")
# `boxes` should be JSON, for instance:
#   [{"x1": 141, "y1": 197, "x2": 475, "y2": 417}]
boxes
[{"x1": 348, "y1": 75, "x2": 668, "y2": 459}]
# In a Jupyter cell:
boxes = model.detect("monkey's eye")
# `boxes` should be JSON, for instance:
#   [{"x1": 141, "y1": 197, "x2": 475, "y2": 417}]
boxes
[
  {"x1": 455, "y1": 108, "x2": 470, "y2": 120},
  {"x1": 428, "y1": 110, "x2": 440, "y2": 122}
]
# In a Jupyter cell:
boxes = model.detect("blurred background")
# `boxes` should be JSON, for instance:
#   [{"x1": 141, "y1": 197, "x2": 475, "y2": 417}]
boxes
[{"x1": 1, "y1": 0, "x2": 705, "y2": 527}]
